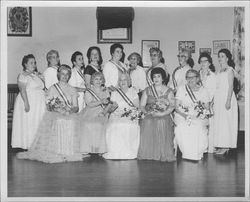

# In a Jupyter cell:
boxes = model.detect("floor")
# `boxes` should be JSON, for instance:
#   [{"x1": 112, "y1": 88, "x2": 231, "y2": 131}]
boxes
[{"x1": 7, "y1": 132, "x2": 245, "y2": 197}]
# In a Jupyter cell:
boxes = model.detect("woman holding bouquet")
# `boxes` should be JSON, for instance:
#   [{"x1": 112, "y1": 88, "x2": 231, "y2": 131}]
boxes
[
  {"x1": 138, "y1": 67, "x2": 176, "y2": 162},
  {"x1": 174, "y1": 69, "x2": 210, "y2": 161},
  {"x1": 103, "y1": 73, "x2": 140, "y2": 160},
  {"x1": 79, "y1": 72, "x2": 116, "y2": 156},
  {"x1": 17, "y1": 65, "x2": 83, "y2": 163}
]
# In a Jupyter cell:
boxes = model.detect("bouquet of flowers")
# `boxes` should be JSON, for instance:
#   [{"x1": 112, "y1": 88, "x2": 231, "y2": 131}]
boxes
[
  {"x1": 121, "y1": 107, "x2": 145, "y2": 121},
  {"x1": 46, "y1": 97, "x2": 71, "y2": 115},
  {"x1": 194, "y1": 101, "x2": 213, "y2": 119},
  {"x1": 146, "y1": 97, "x2": 170, "y2": 113}
]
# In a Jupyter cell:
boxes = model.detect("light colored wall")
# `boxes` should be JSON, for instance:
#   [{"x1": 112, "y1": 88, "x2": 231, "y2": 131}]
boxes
[{"x1": 7, "y1": 7, "x2": 234, "y2": 83}]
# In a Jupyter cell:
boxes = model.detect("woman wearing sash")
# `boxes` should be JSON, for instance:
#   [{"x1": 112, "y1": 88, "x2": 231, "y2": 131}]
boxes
[
  {"x1": 79, "y1": 72, "x2": 116, "y2": 155},
  {"x1": 146, "y1": 47, "x2": 169, "y2": 90},
  {"x1": 68, "y1": 51, "x2": 86, "y2": 112},
  {"x1": 175, "y1": 69, "x2": 210, "y2": 161},
  {"x1": 103, "y1": 73, "x2": 140, "y2": 160},
  {"x1": 103, "y1": 43, "x2": 127, "y2": 90},
  {"x1": 17, "y1": 65, "x2": 83, "y2": 163},
  {"x1": 84, "y1": 46, "x2": 103, "y2": 88},
  {"x1": 12, "y1": 54, "x2": 46, "y2": 149},
  {"x1": 138, "y1": 68, "x2": 176, "y2": 162},
  {"x1": 171, "y1": 49, "x2": 193, "y2": 93},
  {"x1": 198, "y1": 52, "x2": 216, "y2": 153},
  {"x1": 213, "y1": 49, "x2": 238, "y2": 155}
]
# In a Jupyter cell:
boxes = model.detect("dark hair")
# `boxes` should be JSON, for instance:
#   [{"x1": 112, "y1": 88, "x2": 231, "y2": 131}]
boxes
[
  {"x1": 57, "y1": 64, "x2": 72, "y2": 81},
  {"x1": 71, "y1": 51, "x2": 83, "y2": 66},
  {"x1": 86, "y1": 46, "x2": 103, "y2": 66},
  {"x1": 22, "y1": 54, "x2": 36, "y2": 71},
  {"x1": 218, "y1": 48, "x2": 235, "y2": 69},
  {"x1": 127, "y1": 52, "x2": 144, "y2": 67},
  {"x1": 120, "y1": 52, "x2": 126, "y2": 63},
  {"x1": 151, "y1": 67, "x2": 169, "y2": 85},
  {"x1": 187, "y1": 57, "x2": 194, "y2": 68},
  {"x1": 110, "y1": 43, "x2": 124, "y2": 55},
  {"x1": 160, "y1": 57, "x2": 165, "y2": 64},
  {"x1": 198, "y1": 52, "x2": 215, "y2": 72}
]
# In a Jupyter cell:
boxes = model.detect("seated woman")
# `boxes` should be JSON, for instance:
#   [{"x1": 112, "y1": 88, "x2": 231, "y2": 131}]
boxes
[
  {"x1": 17, "y1": 65, "x2": 83, "y2": 163},
  {"x1": 79, "y1": 72, "x2": 116, "y2": 155},
  {"x1": 138, "y1": 67, "x2": 176, "y2": 162},
  {"x1": 174, "y1": 69, "x2": 210, "y2": 161},
  {"x1": 103, "y1": 73, "x2": 140, "y2": 160}
]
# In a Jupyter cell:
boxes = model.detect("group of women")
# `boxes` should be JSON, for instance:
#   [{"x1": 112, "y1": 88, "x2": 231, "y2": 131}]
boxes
[{"x1": 11, "y1": 43, "x2": 238, "y2": 163}]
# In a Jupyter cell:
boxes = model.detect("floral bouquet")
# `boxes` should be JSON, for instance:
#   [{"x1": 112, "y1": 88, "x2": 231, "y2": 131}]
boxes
[
  {"x1": 46, "y1": 97, "x2": 71, "y2": 115},
  {"x1": 146, "y1": 97, "x2": 170, "y2": 113},
  {"x1": 121, "y1": 107, "x2": 145, "y2": 121},
  {"x1": 194, "y1": 101, "x2": 213, "y2": 119}
]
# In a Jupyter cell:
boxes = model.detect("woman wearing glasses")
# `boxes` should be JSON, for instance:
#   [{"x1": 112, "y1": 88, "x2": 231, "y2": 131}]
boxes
[
  {"x1": 172, "y1": 49, "x2": 193, "y2": 93},
  {"x1": 198, "y1": 52, "x2": 216, "y2": 153}
]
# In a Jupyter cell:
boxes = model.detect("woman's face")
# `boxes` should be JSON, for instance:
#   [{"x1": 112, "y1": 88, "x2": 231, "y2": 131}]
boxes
[
  {"x1": 74, "y1": 55, "x2": 84, "y2": 68},
  {"x1": 25, "y1": 58, "x2": 36, "y2": 72},
  {"x1": 178, "y1": 51, "x2": 188, "y2": 66},
  {"x1": 59, "y1": 69, "x2": 70, "y2": 83},
  {"x1": 150, "y1": 51, "x2": 161, "y2": 65},
  {"x1": 129, "y1": 55, "x2": 138, "y2": 68},
  {"x1": 186, "y1": 72, "x2": 199, "y2": 88},
  {"x1": 200, "y1": 56, "x2": 210, "y2": 70},
  {"x1": 90, "y1": 49, "x2": 100, "y2": 63},
  {"x1": 112, "y1": 48, "x2": 123, "y2": 61},
  {"x1": 49, "y1": 53, "x2": 60, "y2": 66},
  {"x1": 218, "y1": 52, "x2": 228, "y2": 66},
  {"x1": 153, "y1": 73, "x2": 163, "y2": 85},
  {"x1": 92, "y1": 76, "x2": 103, "y2": 87},
  {"x1": 119, "y1": 75, "x2": 129, "y2": 89}
]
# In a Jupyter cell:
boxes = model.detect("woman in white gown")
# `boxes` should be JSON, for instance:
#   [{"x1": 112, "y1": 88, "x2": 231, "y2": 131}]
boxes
[
  {"x1": 17, "y1": 65, "x2": 83, "y2": 163},
  {"x1": 198, "y1": 52, "x2": 216, "y2": 153},
  {"x1": 11, "y1": 54, "x2": 46, "y2": 149},
  {"x1": 103, "y1": 73, "x2": 140, "y2": 160},
  {"x1": 175, "y1": 69, "x2": 210, "y2": 161},
  {"x1": 213, "y1": 49, "x2": 238, "y2": 155}
]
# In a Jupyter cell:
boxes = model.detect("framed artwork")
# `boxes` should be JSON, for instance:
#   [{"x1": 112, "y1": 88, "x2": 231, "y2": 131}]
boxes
[
  {"x1": 213, "y1": 40, "x2": 231, "y2": 54},
  {"x1": 7, "y1": 7, "x2": 32, "y2": 37},
  {"x1": 178, "y1": 41, "x2": 195, "y2": 53},
  {"x1": 97, "y1": 27, "x2": 132, "y2": 43},
  {"x1": 199, "y1": 48, "x2": 212, "y2": 55},
  {"x1": 141, "y1": 40, "x2": 160, "y2": 67}
]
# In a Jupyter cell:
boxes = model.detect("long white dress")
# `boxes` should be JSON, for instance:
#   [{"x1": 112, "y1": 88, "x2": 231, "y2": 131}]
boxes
[
  {"x1": 213, "y1": 67, "x2": 238, "y2": 148},
  {"x1": 68, "y1": 67, "x2": 85, "y2": 112},
  {"x1": 11, "y1": 72, "x2": 46, "y2": 149},
  {"x1": 103, "y1": 87, "x2": 140, "y2": 159},
  {"x1": 174, "y1": 85, "x2": 209, "y2": 160},
  {"x1": 200, "y1": 70, "x2": 216, "y2": 153}
]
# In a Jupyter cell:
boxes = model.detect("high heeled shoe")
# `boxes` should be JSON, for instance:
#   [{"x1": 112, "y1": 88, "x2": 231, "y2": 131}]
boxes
[{"x1": 215, "y1": 148, "x2": 229, "y2": 155}]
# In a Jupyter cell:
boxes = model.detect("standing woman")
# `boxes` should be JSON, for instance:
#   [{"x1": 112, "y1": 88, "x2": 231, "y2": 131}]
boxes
[
  {"x1": 43, "y1": 50, "x2": 61, "y2": 89},
  {"x1": 84, "y1": 46, "x2": 103, "y2": 88},
  {"x1": 172, "y1": 49, "x2": 193, "y2": 92},
  {"x1": 12, "y1": 54, "x2": 46, "y2": 149},
  {"x1": 128, "y1": 52, "x2": 147, "y2": 94},
  {"x1": 213, "y1": 49, "x2": 238, "y2": 155},
  {"x1": 68, "y1": 51, "x2": 86, "y2": 112},
  {"x1": 198, "y1": 52, "x2": 216, "y2": 153},
  {"x1": 103, "y1": 43, "x2": 127, "y2": 90},
  {"x1": 138, "y1": 68, "x2": 176, "y2": 162}
]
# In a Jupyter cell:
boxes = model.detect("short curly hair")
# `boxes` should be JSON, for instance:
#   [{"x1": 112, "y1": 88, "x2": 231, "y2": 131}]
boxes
[
  {"x1": 118, "y1": 73, "x2": 132, "y2": 87},
  {"x1": 90, "y1": 72, "x2": 105, "y2": 85},
  {"x1": 57, "y1": 64, "x2": 72, "y2": 82}
]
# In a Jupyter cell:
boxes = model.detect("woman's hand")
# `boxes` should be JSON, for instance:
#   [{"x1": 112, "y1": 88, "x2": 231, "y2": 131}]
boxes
[
  {"x1": 225, "y1": 100, "x2": 231, "y2": 110},
  {"x1": 101, "y1": 98, "x2": 110, "y2": 105},
  {"x1": 24, "y1": 103, "x2": 30, "y2": 112},
  {"x1": 108, "y1": 85, "x2": 116, "y2": 92}
]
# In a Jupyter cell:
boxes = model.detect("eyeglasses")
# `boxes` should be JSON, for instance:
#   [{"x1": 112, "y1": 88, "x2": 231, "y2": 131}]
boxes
[
  {"x1": 177, "y1": 55, "x2": 186, "y2": 58},
  {"x1": 200, "y1": 60, "x2": 208, "y2": 63},
  {"x1": 150, "y1": 54, "x2": 158, "y2": 57},
  {"x1": 186, "y1": 75, "x2": 198, "y2": 80}
]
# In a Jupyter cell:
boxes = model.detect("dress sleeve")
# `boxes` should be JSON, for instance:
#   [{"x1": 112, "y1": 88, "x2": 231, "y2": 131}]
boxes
[
  {"x1": 43, "y1": 68, "x2": 56, "y2": 89},
  {"x1": 17, "y1": 73, "x2": 28, "y2": 84},
  {"x1": 103, "y1": 62, "x2": 117, "y2": 87},
  {"x1": 68, "y1": 71, "x2": 77, "y2": 87}
]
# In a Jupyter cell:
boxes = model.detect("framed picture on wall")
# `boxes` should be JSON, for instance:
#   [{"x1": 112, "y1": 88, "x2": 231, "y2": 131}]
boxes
[
  {"x1": 213, "y1": 40, "x2": 231, "y2": 54},
  {"x1": 97, "y1": 27, "x2": 132, "y2": 43},
  {"x1": 199, "y1": 48, "x2": 212, "y2": 55},
  {"x1": 141, "y1": 40, "x2": 160, "y2": 67},
  {"x1": 7, "y1": 7, "x2": 32, "y2": 37},
  {"x1": 178, "y1": 41, "x2": 195, "y2": 53}
]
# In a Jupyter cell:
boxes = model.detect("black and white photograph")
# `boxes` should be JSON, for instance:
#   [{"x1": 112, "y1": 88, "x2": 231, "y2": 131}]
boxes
[{"x1": 1, "y1": 1, "x2": 249, "y2": 202}]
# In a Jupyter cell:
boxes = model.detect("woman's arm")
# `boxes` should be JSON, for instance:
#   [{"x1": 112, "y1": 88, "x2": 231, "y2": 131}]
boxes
[
  {"x1": 139, "y1": 89, "x2": 148, "y2": 113},
  {"x1": 17, "y1": 75, "x2": 30, "y2": 112},
  {"x1": 84, "y1": 74, "x2": 91, "y2": 89},
  {"x1": 225, "y1": 69, "x2": 234, "y2": 110},
  {"x1": 70, "y1": 91, "x2": 79, "y2": 113}
]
